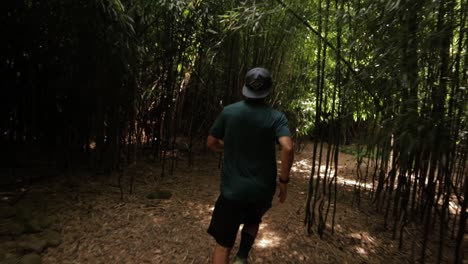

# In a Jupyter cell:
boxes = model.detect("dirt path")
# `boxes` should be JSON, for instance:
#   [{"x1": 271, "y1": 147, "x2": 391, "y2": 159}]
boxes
[{"x1": 24, "y1": 145, "x2": 439, "y2": 263}]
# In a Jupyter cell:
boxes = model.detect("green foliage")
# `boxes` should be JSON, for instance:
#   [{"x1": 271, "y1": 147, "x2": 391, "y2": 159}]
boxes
[
  {"x1": 340, "y1": 144, "x2": 378, "y2": 160},
  {"x1": 340, "y1": 144, "x2": 365, "y2": 159},
  {"x1": 288, "y1": 98, "x2": 316, "y2": 136}
]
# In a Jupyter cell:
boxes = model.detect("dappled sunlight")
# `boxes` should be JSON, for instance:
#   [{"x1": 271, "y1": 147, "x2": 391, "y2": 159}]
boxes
[
  {"x1": 336, "y1": 178, "x2": 374, "y2": 191},
  {"x1": 348, "y1": 232, "x2": 377, "y2": 246},
  {"x1": 291, "y1": 158, "x2": 313, "y2": 173},
  {"x1": 258, "y1": 223, "x2": 266, "y2": 231},
  {"x1": 252, "y1": 223, "x2": 282, "y2": 249},
  {"x1": 151, "y1": 216, "x2": 164, "y2": 224},
  {"x1": 346, "y1": 231, "x2": 379, "y2": 258},
  {"x1": 291, "y1": 158, "x2": 376, "y2": 191},
  {"x1": 444, "y1": 196, "x2": 464, "y2": 215},
  {"x1": 355, "y1": 246, "x2": 368, "y2": 256},
  {"x1": 256, "y1": 236, "x2": 280, "y2": 248},
  {"x1": 255, "y1": 231, "x2": 282, "y2": 249},
  {"x1": 291, "y1": 158, "x2": 347, "y2": 178}
]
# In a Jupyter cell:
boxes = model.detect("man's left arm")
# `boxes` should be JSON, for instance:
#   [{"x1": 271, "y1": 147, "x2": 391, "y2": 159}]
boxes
[
  {"x1": 207, "y1": 109, "x2": 225, "y2": 152},
  {"x1": 207, "y1": 135, "x2": 224, "y2": 152}
]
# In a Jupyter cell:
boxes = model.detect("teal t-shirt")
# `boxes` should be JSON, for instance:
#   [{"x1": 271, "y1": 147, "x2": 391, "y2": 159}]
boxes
[{"x1": 209, "y1": 100, "x2": 291, "y2": 205}]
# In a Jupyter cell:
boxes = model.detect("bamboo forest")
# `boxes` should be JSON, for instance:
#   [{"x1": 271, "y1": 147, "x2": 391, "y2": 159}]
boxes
[{"x1": 0, "y1": 0, "x2": 466, "y2": 263}]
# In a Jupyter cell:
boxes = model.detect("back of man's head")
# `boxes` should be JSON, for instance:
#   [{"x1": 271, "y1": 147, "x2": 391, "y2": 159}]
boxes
[{"x1": 242, "y1": 67, "x2": 272, "y2": 99}]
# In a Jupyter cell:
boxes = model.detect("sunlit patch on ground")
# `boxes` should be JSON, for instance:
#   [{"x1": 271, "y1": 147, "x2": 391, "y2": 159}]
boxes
[
  {"x1": 152, "y1": 216, "x2": 163, "y2": 224},
  {"x1": 447, "y1": 198, "x2": 462, "y2": 215},
  {"x1": 347, "y1": 231, "x2": 378, "y2": 257},
  {"x1": 291, "y1": 158, "x2": 313, "y2": 173},
  {"x1": 255, "y1": 224, "x2": 282, "y2": 248},
  {"x1": 336, "y1": 178, "x2": 374, "y2": 190},
  {"x1": 355, "y1": 246, "x2": 368, "y2": 256},
  {"x1": 349, "y1": 232, "x2": 377, "y2": 245},
  {"x1": 256, "y1": 232, "x2": 281, "y2": 248},
  {"x1": 292, "y1": 159, "x2": 348, "y2": 179},
  {"x1": 291, "y1": 157, "x2": 376, "y2": 190}
]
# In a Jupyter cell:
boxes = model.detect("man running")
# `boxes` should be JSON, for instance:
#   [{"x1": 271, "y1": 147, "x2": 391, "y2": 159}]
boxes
[{"x1": 206, "y1": 67, "x2": 294, "y2": 264}]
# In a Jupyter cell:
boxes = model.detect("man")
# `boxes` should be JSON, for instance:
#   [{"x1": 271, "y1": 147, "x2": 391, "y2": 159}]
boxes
[{"x1": 206, "y1": 67, "x2": 294, "y2": 264}]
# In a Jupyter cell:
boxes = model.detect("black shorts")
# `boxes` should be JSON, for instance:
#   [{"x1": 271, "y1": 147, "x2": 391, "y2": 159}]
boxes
[{"x1": 207, "y1": 195, "x2": 271, "y2": 248}]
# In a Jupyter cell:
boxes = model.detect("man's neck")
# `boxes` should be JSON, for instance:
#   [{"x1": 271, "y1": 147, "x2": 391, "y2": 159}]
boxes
[{"x1": 245, "y1": 98, "x2": 266, "y2": 104}]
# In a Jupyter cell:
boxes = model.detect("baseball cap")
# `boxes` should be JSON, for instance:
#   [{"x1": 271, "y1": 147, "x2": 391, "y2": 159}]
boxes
[{"x1": 242, "y1": 67, "x2": 272, "y2": 99}]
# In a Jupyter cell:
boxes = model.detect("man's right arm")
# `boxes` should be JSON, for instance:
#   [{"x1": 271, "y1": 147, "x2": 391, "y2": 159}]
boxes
[{"x1": 278, "y1": 136, "x2": 294, "y2": 181}]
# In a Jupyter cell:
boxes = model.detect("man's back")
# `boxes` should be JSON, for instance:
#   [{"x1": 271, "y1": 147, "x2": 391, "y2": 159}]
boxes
[{"x1": 210, "y1": 100, "x2": 290, "y2": 204}]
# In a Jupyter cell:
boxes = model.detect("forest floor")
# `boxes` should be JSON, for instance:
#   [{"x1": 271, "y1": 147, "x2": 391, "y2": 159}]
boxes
[{"x1": 1, "y1": 143, "x2": 462, "y2": 263}]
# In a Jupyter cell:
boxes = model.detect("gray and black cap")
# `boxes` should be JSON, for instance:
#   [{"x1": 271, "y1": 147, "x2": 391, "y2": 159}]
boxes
[{"x1": 242, "y1": 67, "x2": 272, "y2": 99}]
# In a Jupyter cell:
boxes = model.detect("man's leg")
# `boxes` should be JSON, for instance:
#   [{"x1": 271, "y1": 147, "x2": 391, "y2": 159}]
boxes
[
  {"x1": 235, "y1": 202, "x2": 271, "y2": 261},
  {"x1": 212, "y1": 243, "x2": 231, "y2": 264},
  {"x1": 235, "y1": 223, "x2": 259, "y2": 259},
  {"x1": 208, "y1": 196, "x2": 241, "y2": 263}
]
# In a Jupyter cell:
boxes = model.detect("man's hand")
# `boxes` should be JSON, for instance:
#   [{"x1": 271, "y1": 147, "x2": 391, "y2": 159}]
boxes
[{"x1": 278, "y1": 183, "x2": 287, "y2": 203}]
